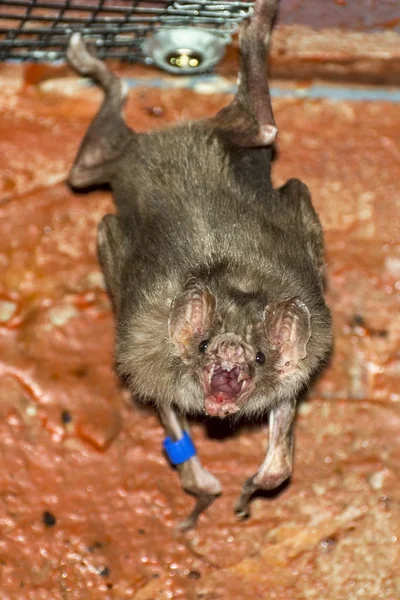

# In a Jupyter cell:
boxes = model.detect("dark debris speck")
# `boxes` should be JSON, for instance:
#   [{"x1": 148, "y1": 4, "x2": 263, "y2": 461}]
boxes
[
  {"x1": 320, "y1": 536, "x2": 337, "y2": 552},
  {"x1": 61, "y1": 410, "x2": 72, "y2": 424},
  {"x1": 72, "y1": 366, "x2": 89, "y2": 378},
  {"x1": 87, "y1": 541, "x2": 103, "y2": 553},
  {"x1": 374, "y1": 329, "x2": 388, "y2": 338},
  {"x1": 137, "y1": 529, "x2": 145, "y2": 535},
  {"x1": 352, "y1": 314, "x2": 366, "y2": 327},
  {"x1": 99, "y1": 566, "x2": 110, "y2": 578},
  {"x1": 42, "y1": 511, "x2": 57, "y2": 527},
  {"x1": 188, "y1": 570, "x2": 201, "y2": 580}
]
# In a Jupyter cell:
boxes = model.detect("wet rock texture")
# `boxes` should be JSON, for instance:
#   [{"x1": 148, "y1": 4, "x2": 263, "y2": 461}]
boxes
[
  {"x1": 0, "y1": 65, "x2": 400, "y2": 599},
  {"x1": 223, "y1": 0, "x2": 400, "y2": 84},
  {"x1": 218, "y1": 26, "x2": 400, "y2": 85},
  {"x1": 278, "y1": 0, "x2": 400, "y2": 31}
]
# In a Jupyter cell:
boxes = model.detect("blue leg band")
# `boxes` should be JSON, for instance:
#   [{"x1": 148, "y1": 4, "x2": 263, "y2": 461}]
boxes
[{"x1": 163, "y1": 431, "x2": 197, "y2": 465}]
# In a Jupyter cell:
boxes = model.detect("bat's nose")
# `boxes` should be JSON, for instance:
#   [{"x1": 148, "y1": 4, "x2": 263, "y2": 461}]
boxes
[{"x1": 218, "y1": 339, "x2": 246, "y2": 366}]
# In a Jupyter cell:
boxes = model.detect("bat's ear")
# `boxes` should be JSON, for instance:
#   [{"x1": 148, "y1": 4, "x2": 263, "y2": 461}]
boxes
[
  {"x1": 264, "y1": 298, "x2": 311, "y2": 377},
  {"x1": 169, "y1": 278, "x2": 216, "y2": 361},
  {"x1": 97, "y1": 214, "x2": 127, "y2": 312},
  {"x1": 211, "y1": 0, "x2": 278, "y2": 148}
]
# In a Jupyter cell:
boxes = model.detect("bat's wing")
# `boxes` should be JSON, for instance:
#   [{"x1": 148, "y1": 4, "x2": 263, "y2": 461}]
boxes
[
  {"x1": 211, "y1": 0, "x2": 279, "y2": 148},
  {"x1": 67, "y1": 34, "x2": 134, "y2": 188}
]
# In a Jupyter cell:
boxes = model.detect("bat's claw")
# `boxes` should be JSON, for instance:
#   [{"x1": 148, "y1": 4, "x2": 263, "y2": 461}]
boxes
[
  {"x1": 234, "y1": 474, "x2": 256, "y2": 520},
  {"x1": 176, "y1": 514, "x2": 197, "y2": 532},
  {"x1": 175, "y1": 493, "x2": 220, "y2": 532},
  {"x1": 234, "y1": 493, "x2": 252, "y2": 520},
  {"x1": 234, "y1": 504, "x2": 251, "y2": 521}
]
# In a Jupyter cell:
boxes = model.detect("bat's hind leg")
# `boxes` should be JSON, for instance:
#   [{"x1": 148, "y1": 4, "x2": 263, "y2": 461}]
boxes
[
  {"x1": 159, "y1": 407, "x2": 222, "y2": 530},
  {"x1": 67, "y1": 33, "x2": 133, "y2": 188},
  {"x1": 235, "y1": 400, "x2": 295, "y2": 519}
]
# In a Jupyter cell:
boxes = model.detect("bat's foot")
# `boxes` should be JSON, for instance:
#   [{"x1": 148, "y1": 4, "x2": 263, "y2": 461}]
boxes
[
  {"x1": 234, "y1": 474, "x2": 256, "y2": 521},
  {"x1": 176, "y1": 493, "x2": 219, "y2": 531},
  {"x1": 234, "y1": 492, "x2": 252, "y2": 520},
  {"x1": 234, "y1": 502, "x2": 251, "y2": 521},
  {"x1": 234, "y1": 468, "x2": 292, "y2": 520},
  {"x1": 176, "y1": 459, "x2": 222, "y2": 530}
]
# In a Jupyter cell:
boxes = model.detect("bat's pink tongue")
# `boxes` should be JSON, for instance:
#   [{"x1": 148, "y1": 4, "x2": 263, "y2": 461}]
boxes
[
  {"x1": 203, "y1": 366, "x2": 250, "y2": 417},
  {"x1": 210, "y1": 369, "x2": 241, "y2": 398},
  {"x1": 209, "y1": 391, "x2": 234, "y2": 404}
]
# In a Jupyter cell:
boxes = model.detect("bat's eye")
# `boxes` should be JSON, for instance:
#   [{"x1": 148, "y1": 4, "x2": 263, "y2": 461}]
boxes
[
  {"x1": 199, "y1": 339, "x2": 209, "y2": 353},
  {"x1": 256, "y1": 351, "x2": 265, "y2": 365}
]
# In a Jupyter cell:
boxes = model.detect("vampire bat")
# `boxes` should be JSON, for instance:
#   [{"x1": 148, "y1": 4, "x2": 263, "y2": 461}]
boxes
[{"x1": 66, "y1": 0, "x2": 332, "y2": 529}]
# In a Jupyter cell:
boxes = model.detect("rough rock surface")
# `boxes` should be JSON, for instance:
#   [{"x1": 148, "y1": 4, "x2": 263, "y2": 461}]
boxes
[
  {"x1": 0, "y1": 65, "x2": 399, "y2": 599},
  {"x1": 217, "y1": 26, "x2": 400, "y2": 85}
]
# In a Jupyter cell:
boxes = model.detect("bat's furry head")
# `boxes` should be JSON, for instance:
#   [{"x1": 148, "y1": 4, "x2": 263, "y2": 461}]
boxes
[{"x1": 116, "y1": 265, "x2": 332, "y2": 419}]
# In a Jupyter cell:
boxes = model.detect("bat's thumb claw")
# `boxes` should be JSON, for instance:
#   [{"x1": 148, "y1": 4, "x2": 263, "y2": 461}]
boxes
[
  {"x1": 69, "y1": 32, "x2": 82, "y2": 47},
  {"x1": 259, "y1": 124, "x2": 278, "y2": 145},
  {"x1": 67, "y1": 32, "x2": 99, "y2": 76}
]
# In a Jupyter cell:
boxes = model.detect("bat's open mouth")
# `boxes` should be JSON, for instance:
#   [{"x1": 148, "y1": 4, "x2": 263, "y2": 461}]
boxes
[{"x1": 202, "y1": 364, "x2": 252, "y2": 418}]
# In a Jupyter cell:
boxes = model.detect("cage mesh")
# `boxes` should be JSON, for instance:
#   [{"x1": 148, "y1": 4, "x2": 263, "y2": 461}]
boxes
[{"x1": 0, "y1": 0, "x2": 253, "y2": 61}]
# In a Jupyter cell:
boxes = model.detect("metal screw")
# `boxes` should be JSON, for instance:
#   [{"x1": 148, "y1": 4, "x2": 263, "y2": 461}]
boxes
[{"x1": 167, "y1": 49, "x2": 203, "y2": 69}]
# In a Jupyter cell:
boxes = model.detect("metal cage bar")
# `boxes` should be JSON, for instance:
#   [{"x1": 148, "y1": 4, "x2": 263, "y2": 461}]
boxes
[{"x1": 0, "y1": 0, "x2": 253, "y2": 63}]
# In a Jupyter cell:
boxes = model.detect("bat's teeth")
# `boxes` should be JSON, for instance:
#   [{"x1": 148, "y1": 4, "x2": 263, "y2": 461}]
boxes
[
  {"x1": 237, "y1": 370, "x2": 250, "y2": 383},
  {"x1": 208, "y1": 365, "x2": 215, "y2": 383}
]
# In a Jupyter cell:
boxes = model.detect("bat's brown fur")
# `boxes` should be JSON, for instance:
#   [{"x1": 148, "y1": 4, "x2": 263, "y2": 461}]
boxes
[{"x1": 66, "y1": 0, "x2": 333, "y2": 526}]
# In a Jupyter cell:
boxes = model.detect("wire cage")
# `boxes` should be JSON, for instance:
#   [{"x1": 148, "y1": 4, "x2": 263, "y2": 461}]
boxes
[{"x1": 0, "y1": 0, "x2": 254, "y2": 72}]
